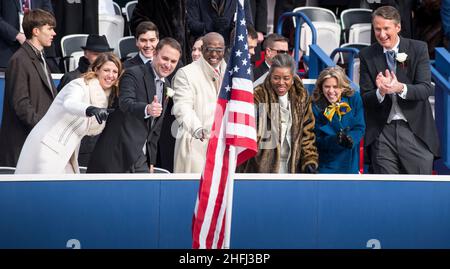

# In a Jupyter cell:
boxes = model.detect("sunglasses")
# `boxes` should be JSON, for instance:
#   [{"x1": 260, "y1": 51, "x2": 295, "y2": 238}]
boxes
[
  {"x1": 269, "y1": 48, "x2": 289, "y2": 54},
  {"x1": 204, "y1": 47, "x2": 225, "y2": 53}
]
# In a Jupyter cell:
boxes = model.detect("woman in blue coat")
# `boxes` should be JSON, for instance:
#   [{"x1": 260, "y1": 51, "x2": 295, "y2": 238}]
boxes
[{"x1": 312, "y1": 66, "x2": 365, "y2": 174}]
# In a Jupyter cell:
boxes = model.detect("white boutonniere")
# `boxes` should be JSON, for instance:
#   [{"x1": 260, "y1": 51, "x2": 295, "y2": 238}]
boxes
[
  {"x1": 165, "y1": 87, "x2": 175, "y2": 99},
  {"x1": 396, "y1": 52, "x2": 408, "y2": 64}
]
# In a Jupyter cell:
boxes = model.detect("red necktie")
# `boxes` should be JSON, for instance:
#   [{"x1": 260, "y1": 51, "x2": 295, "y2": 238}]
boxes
[{"x1": 22, "y1": 0, "x2": 30, "y2": 14}]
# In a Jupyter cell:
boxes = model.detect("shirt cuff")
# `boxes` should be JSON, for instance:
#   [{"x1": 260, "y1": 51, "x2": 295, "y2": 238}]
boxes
[
  {"x1": 376, "y1": 88, "x2": 385, "y2": 103},
  {"x1": 397, "y1": 84, "x2": 408, "y2": 99},
  {"x1": 144, "y1": 104, "x2": 151, "y2": 119}
]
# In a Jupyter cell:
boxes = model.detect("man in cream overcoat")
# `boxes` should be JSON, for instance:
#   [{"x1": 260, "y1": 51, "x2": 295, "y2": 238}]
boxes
[{"x1": 172, "y1": 32, "x2": 227, "y2": 173}]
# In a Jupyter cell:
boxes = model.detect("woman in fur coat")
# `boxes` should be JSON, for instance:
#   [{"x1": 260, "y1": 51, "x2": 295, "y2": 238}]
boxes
[
  {"x1": 238, "y1": 53, "x2": 318, "y2": 173},
  {"x1": 15, "y1": 53, "x2": 122, "y2": 174},
  {"x1": 312, "y1": 66, "x2": 365, "y2": 174}
]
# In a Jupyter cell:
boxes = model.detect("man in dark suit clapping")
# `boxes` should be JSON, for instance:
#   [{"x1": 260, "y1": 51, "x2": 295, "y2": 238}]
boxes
[
  {"x1": 87, "y1": 38, "x2": 182, "y2": 173},
  {"x1": 359, "y1": 6, "x2": 440, "y2": 174}
]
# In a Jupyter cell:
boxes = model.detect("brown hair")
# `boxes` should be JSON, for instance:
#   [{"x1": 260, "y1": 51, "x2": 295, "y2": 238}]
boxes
[
  {"x1": 263, "y1": 33, "x2": 289, "y2": 50},
  {"x1": 155, "y1": 37, "x2": 182, "y2": 55},
  {"x1": 312, "y1": 66, "x2": 354, "y2": 105},
  {"x1": 372, "y1": 6, "x2": 401, "y2": 25},
  {"x1": 135, "y1": 21, "x2": 159, "y2": 39},
  {"x1": 83, "y1": 52, "x2": 123, "y2": 106},
  {"x1": 22, "y1": 9, "x2": 56, "y2": 39}
]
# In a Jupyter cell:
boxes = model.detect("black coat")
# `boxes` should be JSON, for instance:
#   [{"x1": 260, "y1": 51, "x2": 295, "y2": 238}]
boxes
[
  {"x1": 253, "y1": 61, "x2": 269, "y2": 81},
  {"x1": 0, "y1": 42, "x2": 57, "y2": 166},
  {"x1": 359, "y1": 37, "x2": 440, "y2": 158},
  {"x1": 51, "y1": 0, "x2": 98, "y2": 62},
  {"x1": 130, "y1": 0, "x2": 190, "y2": 64},
  {"x1": 123, "y1": 54, "x2": 144, "y2": 69},
  {"x1": 87, "y1": 63, "x2": 169, "y2": 173},
  {"x1": 187, "y1": 0, "x2": 253, "y2": 46},
  {"x1": 249, "y1": 0, "x2": 267, "y2": 34},
  {"x1": 57, "y1": 56, "x2": 90, "y2": 92},
  {"x1": 0, "y1": 0, "x2": 53, "y2": 68}
]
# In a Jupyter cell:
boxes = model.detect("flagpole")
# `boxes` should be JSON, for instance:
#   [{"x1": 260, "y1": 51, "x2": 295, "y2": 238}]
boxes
[{"x1": 224, "y1": 145, "x2": 237, "y2": 249}]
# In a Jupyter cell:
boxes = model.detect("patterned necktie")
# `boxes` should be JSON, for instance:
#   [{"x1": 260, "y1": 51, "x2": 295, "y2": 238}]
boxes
[
  {"x1": 386, "y1": 50, "x2": 396, "y2": 73},
  {"x1": 156, "y1": 79, "x2": 163, "y2": 103},
  {"x1": 22, "y1": 0, "x2": 30, "y2": 13}
]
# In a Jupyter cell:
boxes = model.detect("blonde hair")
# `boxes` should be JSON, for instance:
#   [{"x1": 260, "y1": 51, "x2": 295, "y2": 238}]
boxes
[
  {"x1": 83, "y1": 52, "x2": 123, "y2": 106},
  {"x1": 312, "y1": 66, "x2": 354, "y2": 104}
]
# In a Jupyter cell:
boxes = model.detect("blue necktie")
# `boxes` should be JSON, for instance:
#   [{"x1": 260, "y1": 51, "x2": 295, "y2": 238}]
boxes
[{"x1": 386, "y1": 50, "x2": 396, "y2": 73}]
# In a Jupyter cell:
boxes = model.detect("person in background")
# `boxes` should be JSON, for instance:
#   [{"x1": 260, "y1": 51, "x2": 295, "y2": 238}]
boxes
[
  {"x1": 0, "y1": 0, "x2": 53, "y2": 68},
  {"x1": 237, "y1": 53, "x2": 318, "y2": 173},
  {"x1": 123, "y1": 21, "x2": 159, "y2": 68},
  {"x1": 312, "y1": 66, "x2": 365, "y2": 174},
  {"x1": 359, "y1": 6, "x2": 439, "y2": 174},
  {"x1": 253, "y1": 33, "x2": 289, "y2": 83},
  {"x1": 58, "y1": 34, "x2": 114, "y2": 91},
  {"x1": 443, "y1": 0, "x2": 450, "y2": 50},
  {"x1": 0, "y1": 9, "x2": 57, "y2": 167},
  {"x1": 172, "y1": 32, "x2": 227, "y2": 173},
  {"x1": 15, "y1": 53, "x2": 121, "y2": 174},
  {"x1": 191, "y1": 36, "x2": 203, "y2": 62},
  {"x1": 187, "y1": 0, "x2": 253, "y2": 47},
  {"x1": 87, "y1": 38, "x2": 182, "y2": 173},
  {"x1": 249, "y1": 0, "x2": 267, "y2": 64},
  {"x1": 130, "y1": 0, "x2": 189, "y2": 64}
]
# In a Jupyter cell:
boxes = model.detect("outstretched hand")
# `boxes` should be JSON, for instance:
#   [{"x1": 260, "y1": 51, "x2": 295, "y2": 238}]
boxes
[{"x1": 86, "y1": 106, "x2": 109, "y2": 124}]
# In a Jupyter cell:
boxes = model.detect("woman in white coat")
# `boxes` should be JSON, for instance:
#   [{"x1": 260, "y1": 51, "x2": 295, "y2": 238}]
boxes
[{"x1": 15, "y1": 53, "x2": 122, "y2": 174}]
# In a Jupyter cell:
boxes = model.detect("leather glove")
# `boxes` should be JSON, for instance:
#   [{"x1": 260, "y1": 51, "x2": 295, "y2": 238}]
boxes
[
  {"x1": 193, "y1": 127, "x2": 209, "y2": 142},
  {"x1": 337, "y1": 131, "x2": 354, "y2": 149},
  {"x1": 86, "y1": 106, "x2": 109, "y2": 124},
  {"x1": 212, "y1": 16, "x2": 228, "y2": 32},
  {"x1": 304, "y1": 164, "x2": 317, "y2": 174}
]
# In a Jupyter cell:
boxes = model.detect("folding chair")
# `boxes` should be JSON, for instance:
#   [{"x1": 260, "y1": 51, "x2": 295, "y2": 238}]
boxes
[
  {"x1": 125, "y1": 0, "x2": 137, "y2": 23},
  {"x1": 340, "y1": 8, "x2": 372, "y2": 43},
  {"x1": 60, "y1": 34, "x2": 88, "y2": 72},
  {"x1": 118, "y1": 36, "x2": 138, "y2": 61}
]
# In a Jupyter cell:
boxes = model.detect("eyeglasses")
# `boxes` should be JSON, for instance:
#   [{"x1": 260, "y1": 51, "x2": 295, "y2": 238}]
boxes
[
  {"x1": 269, "y1": 48, "x2": 289, "y2": 54},
  {"x1": 204, "y1": 47, "x2": 225, "y2": 53}
]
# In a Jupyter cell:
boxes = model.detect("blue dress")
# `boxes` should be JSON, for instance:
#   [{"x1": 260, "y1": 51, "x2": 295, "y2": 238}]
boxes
[{"x1": 312, "y1": 94, "x2": 365, "y2": 174}]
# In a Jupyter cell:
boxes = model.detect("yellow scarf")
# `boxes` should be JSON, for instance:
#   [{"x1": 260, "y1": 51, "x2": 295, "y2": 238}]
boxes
[{"x1": 323, "y1": 101, "x2": 351, "y2": 122}]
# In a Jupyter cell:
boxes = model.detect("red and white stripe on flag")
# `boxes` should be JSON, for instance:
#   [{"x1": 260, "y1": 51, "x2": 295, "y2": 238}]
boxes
[{"x1": 192, "y1": 0, "x2": 257, "y2": 249}]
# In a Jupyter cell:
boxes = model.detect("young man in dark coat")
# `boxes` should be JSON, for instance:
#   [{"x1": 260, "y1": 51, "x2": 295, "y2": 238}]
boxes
[
  {"x1": 87, "y1": 38, "x2": 182, "y2": 173},
  {"x1": 0, "y1": 9, "x2": 57, "y2": 167},
  {"x1": 0, "y1": 0, "x2": 53, "y2": 68}
]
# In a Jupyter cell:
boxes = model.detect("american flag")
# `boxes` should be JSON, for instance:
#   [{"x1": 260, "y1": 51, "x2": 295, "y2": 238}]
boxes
[{"x1": 192, "y1": 0, "x2": 257, "y2": 249}]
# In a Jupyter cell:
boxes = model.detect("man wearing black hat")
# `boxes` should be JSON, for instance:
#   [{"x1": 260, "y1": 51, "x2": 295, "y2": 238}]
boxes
[{"x1": 57, "y1": 34, "x2": 113, "y2": 91}]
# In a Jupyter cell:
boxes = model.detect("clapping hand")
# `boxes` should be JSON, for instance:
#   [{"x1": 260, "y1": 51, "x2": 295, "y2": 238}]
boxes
[{"x1": 377, "y1": 70, "x2": 404, "y2": 96}]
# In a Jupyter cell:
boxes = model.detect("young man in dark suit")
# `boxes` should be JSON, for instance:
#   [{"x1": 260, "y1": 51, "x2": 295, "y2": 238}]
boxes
[
  {"x1": 87, "y1": 38, "x2": 181, "y2": 173},
  {"x1": 123, "y1": 21, "x2": 159, "y2": 69},
  {"x1": 359, "y1": 6, "x2": 440, "y2": 174},
  {"x1": 0, "y1": 8, "x2": 57, "y2": 167}
]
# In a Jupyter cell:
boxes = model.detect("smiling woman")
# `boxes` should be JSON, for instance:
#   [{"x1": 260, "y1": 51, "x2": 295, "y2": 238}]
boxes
[
  {"x1": 15, "y1": 53, "x2": 123, "y2": 174},
  {"x1": 237, "y1": 53, "x2": 318, "y2": 174},
  {"x1": 311, "y1": 66, "x2": 365, "y2": 174}
]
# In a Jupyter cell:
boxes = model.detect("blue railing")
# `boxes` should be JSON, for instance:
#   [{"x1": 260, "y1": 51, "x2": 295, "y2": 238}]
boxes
[
  {"x1": 431, "y1": 48, "x2": 450, "y2": 173},
  {"x1": 276, "y1": 12, "x2": 317, "y2": 69}
]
